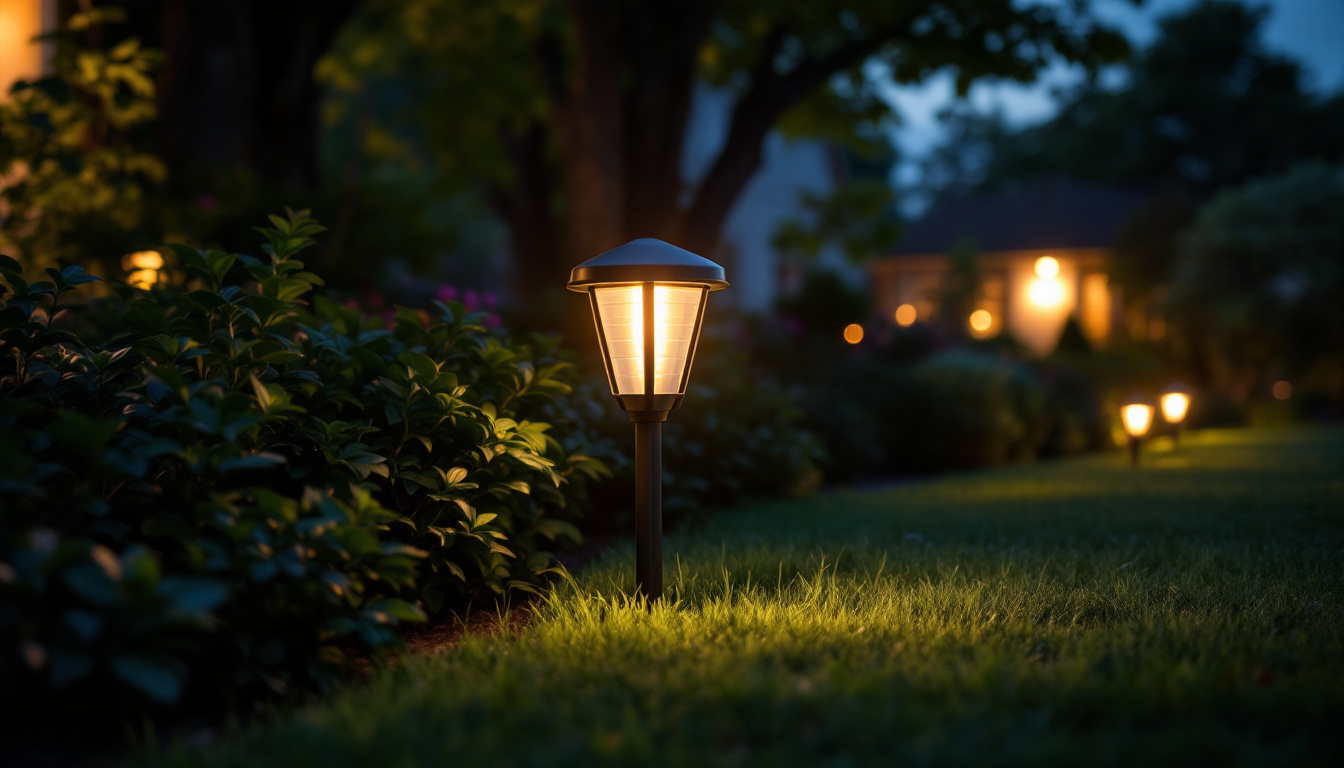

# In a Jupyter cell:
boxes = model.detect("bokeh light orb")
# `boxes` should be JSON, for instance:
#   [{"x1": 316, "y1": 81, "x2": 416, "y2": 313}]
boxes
[
  {"x1": 1273, "y1": 380, "x2": 1292, "y2": 400},
  {"x1": 968, "y1": 310, "x2": 993, "y2": 334},
  {"x1": 1034, "y1": 255, "x2": 1060, "y2": 279},
  {"x1": 843, "y1": 323, "x2": 864, "y2": 344},
  {"x1": 894, "y1": 304, "x2": 917, "y2": 326}
]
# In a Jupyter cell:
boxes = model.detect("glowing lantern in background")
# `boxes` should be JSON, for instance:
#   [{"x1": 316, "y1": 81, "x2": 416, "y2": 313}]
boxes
[
  {"x1": 569, "y1": 239, "x2": 728, "y2": 601},
  {"x1": 1120, "y1": 394, "x2": 1154, "y2": 467},
  {"x1": 1160, "y1": 383, "x2": 1191, "y2": 448}
]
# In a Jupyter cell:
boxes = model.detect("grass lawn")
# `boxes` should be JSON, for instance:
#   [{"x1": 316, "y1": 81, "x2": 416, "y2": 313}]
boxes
[{"x1": 141, "y1": 427, "x2": 1344, "y2": 767}]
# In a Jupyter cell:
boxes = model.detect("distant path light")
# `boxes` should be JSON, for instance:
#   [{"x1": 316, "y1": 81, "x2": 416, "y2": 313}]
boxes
[
  {"x1": 843, "y1": 323, "x2": 864, "y2": 344},
  {"x1": 1028, "y1": 278, "x2": 1065, "y2": 307},
  {"x1": 969, "y1": 309, "x2": 993, "y2": 334},
  {"x1": 894, "y1": 304, "x2": 917, "y2": 326},
  {"x1": 1034, "y1": 256, "x2": 1060, "y2": 279},
  {"x1": 1273, "y1": 380, "x2": 1292, "y2": 400}
]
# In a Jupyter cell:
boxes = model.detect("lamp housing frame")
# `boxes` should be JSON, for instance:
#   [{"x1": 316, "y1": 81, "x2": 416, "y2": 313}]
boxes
[{"x1": 568, "y1": 239, "x2": 728, "y2": 421}]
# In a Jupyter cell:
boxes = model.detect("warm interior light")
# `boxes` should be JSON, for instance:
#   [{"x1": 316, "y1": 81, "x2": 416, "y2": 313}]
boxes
[
  {"x1": 1121, "y1": 403, "x2": 1154, "y2": 438},
  {"x1": 594, "y1": 284, "x2": 702, "y2": 395},
  {"x1": 969, "y1": 309, "x2": 993, "y2": 333},
  {"x1": 1160, "y1": 392, "x2": 1189, "y2": 424},
  {"x1": 1028, "y1": 277, "x2": 1065, "y2": 307},
  {"x1": 843, "y1": 323, "x2": 864, "y2": 344},
  {"x1": 894, "y1": 304, "x2": 917, "y2": 326},
  {"x1": 1034, "y1": 256, "x2": 1060, "y2": 279},
  {"x1": 1272, "y1": 380, "x2": 1292, "y2": 400}
]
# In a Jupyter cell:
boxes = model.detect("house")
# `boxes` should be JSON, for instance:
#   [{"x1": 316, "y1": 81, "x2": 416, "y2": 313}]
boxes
[{"x1": 869, "y1": 178, "x2": 1148, "y2": 355}]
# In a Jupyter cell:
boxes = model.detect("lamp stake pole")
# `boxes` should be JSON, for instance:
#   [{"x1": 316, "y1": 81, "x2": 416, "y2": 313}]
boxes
[
  {"x1": 633, "y1": 419, "x2": 663, "y2": 602},
  {"x1": 1128, "y1": 436, "x2": 1140, "y2": 467}
]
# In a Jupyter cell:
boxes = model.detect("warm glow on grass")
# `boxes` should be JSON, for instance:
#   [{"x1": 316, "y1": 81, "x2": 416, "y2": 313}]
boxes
[
  {"x1": 1121, "y1": 403, "x2": 1154, "y2": 437},
  {"x1": 894, "y1": 304, "x2": 917, "y2": 326},
  {"x1": 843, "y1": 323, "x2": 864, "y2": 344},
  {"x1": 1160, "y1": 392, "x2": 1190, "y2": 424}
]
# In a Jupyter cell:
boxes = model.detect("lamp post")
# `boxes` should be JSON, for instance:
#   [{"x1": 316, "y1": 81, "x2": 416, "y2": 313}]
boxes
[
  {"x1": 1120, "y1": 395, "x2": 1154, "y2": 467},
  {"x1": 1159, "y1": 384, "x2": 1190, "y2": 448},
  {"x1": 568, "y1": 239, "x2": 728, "y2": 602}
]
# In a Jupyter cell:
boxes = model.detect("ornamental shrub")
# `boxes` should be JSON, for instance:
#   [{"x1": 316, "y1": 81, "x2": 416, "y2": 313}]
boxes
[{"x1": 0, "y1": 211, "x2": 610, "y2": 710}]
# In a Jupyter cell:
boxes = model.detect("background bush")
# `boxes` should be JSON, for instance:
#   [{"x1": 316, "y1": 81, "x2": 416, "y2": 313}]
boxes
[{"x1": 0, "y1": 211, "x2": 611, "y2": 712}]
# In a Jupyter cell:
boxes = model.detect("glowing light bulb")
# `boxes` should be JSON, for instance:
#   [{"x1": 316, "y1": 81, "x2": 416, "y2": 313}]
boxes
[
  {"x1": 1160, "y1": 392, "x2": 1189, "y2": 424},
  {"x1": 593, "y1": 284, "x2": 702, "y2": 395},
  {"x1": 1034, "y1": 256, "x2": 1059, "y2": 279},
  {"x1": 1121, "y1": 403, "x2": 1154, "y2": 438}
]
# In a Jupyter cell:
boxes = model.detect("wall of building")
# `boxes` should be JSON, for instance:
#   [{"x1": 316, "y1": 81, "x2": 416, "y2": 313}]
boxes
[
  {"x1": 870, "y1": 248, "x2": 1117, "y2": 355},
  {"x1": 0, "y1": 0, "x2": 56, "y2": 98}
]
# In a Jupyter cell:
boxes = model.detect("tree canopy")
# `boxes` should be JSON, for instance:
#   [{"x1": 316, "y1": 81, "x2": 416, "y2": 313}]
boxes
[{"x1": 321, "y1": 0, "x2": 1128, "y2": 301}]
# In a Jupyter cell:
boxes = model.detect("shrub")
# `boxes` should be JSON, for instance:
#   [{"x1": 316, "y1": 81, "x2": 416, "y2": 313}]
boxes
[
  {"x1": 0, "y1": 211, "x2": 610, "y2": 710},
  {"x1": 585, "y1": 325, "x2": 823, "y2": 526}
]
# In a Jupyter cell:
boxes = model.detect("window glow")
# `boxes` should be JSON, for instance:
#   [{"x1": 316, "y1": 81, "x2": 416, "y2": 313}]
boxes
[
  {"x1": 1160, "y1": 392, "x2": 1189, "y2": 424},
  {"x1": 1028, "y1": 277, "x2": 1065, "y2": 307},
  {"x1": 594, "y1": 284, "x2": 703, "y2": 395},
  {"x1": 969, "y1": 309, "x2": 993, "y2": 333},
  {"x1": 843, "y1": 323, "x2": 864, "y2": 344},
  {"x1": 1034, "y1": 256, "x2": 1060, "y2": 279},
  {"x1": 894, "y1": 304, "x2": 917, "y2": 326},
  {"x1": 1121, "y1": 403, "x2": 1154, "y2": 438}
]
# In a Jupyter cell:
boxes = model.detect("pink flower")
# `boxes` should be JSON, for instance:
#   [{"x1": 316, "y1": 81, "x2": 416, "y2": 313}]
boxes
[
  {"x1": 484, "y1": 292, "x2": 498, "y2": 308},
  {"x1": 436, "y1": 284, "x2": 458, "y2": 302},
  {"x1": 485, "y1": 313, "x2": 503, "y2": 329},
  {"x1": 463, "y1": 290, "x2": 481, "y2": 313}
]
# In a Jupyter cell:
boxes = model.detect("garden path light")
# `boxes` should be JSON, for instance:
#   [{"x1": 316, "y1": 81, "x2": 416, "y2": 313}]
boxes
[
  {"x1": 1160, "y1": 383, "x2": 1191, "y2": 448},
  {"x1": 568, "y1": 239, "x2": 728, "y2": 602},
  {"x1": 1121, "y1": 394, "x2": 1154, "y2": 467}
]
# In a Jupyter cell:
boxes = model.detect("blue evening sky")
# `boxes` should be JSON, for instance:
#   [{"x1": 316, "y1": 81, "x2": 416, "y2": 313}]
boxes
[{"x1": 879, "y1": 0, "x2": 1344, "y2": 200}]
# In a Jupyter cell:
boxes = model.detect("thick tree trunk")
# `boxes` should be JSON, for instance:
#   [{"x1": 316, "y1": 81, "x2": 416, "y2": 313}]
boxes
[
  {"x1": 553, "y1": 0, "x2": 628, "y2": 262},
  {"x1": 156, "y1": 0, "x2": 356, "y2": 189}
]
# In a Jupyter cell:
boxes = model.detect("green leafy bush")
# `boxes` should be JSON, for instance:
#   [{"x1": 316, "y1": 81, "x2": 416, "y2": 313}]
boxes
[{"x1": 0, "y1": 211, "x2": 610, "y2": 709}]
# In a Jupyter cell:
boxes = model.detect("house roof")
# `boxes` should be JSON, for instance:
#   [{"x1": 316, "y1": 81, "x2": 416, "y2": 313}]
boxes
[{"x1": 896, "y1": 177, "x2": 1147, "y2": 255}]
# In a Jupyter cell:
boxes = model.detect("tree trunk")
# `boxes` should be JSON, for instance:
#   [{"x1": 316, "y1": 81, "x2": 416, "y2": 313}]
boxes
[{"x1": 156, "y1": 0, "x2": 357, "y2": 189}]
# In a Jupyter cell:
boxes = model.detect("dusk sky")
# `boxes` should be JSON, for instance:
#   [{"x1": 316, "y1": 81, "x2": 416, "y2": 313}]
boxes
[{"x1": 882, "y1": 0, "x2": 1344, "y2": 200}]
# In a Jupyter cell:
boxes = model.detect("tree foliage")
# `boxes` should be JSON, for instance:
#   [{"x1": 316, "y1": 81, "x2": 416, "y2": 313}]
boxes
[
  {"x1": 320, "y1": 0, "x2": 1127, "y2": 300},
  {"x1": 1170, "y1": 163, "x2": 1344, "y2": 406},
  {"x1": 0, "y1": 6, "x2": 165, "y2": 273}
]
